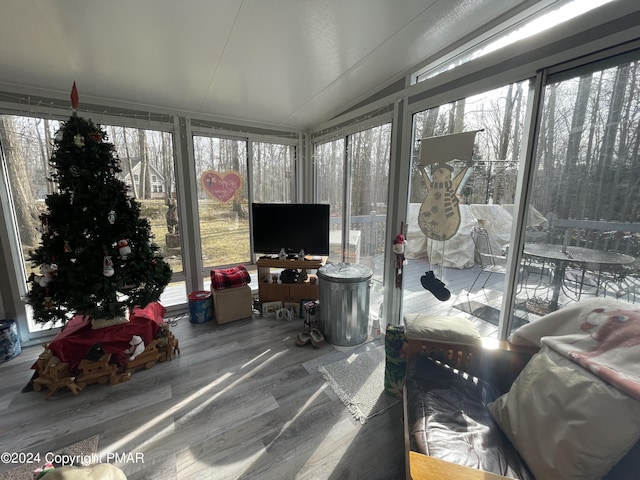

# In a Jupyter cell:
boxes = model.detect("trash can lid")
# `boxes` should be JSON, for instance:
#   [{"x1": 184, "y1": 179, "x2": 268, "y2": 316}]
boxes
[{"x1": 317, "y1": 263, "x2": 373, "y2": 282}]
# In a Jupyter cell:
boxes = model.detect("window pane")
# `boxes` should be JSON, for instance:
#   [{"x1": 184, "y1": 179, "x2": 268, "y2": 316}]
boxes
[
  {"x1": 316, "y1": 124, "x2": 391, "y2": 326},
  {"x1": 406, "y1": 81, "x2": 530, "y2": 338},
  {"x1": 103, "y1": 125, "x2": 184, "y2": 307},
  {"x1": 0, "y1": 116, "x2": 184, "y2": 331},
  {"x1": 252, "y1": 141, "x2": 296, "y2": 203},
  {"x1": 347, "y1": 124, "x2": 391, "y2": 270},
  {"x1": 104, "y1": 126, "x2": 183, "y2": 280},
  {"x1": 517, "y1": 56, "x2": 640, "y2": 323},
  {"x1": 347, "y1": 123, "x2": 392, "y2": 322},
  {"x1": 316, "y1": 139, "x2": 345, "y2": 264},
  {"x1": 0, "y1": 115, "x2": 62, "y2": 332},
  {"x1": 193, "y1": 135, "x2": 250, "y2": 267}
]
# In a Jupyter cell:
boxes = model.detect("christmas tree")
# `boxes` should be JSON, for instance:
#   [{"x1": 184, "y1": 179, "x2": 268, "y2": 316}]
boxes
[{"x1": 26, "y1": 85, "x2": 172, "y2": 325}]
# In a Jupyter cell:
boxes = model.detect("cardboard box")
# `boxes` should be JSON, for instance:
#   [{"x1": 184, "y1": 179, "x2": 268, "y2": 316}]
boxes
[{"x1": 211, "y1": 285, "x2": 253, "y2": 324}]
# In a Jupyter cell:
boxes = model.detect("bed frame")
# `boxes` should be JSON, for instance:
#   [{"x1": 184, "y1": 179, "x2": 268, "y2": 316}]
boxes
[{"x1": 402, "y1": 338, "x2": 538, "y2": 480}]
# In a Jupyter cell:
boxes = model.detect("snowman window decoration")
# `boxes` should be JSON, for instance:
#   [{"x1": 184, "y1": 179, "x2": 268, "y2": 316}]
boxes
[{"x1": 415, "y1": 130, "x2": 479, "y2": 300}]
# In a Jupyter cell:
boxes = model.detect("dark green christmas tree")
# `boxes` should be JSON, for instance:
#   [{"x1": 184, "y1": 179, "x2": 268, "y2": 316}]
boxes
[{"x1": 27, "y1": 89, "x2": 172, "y2": 325}]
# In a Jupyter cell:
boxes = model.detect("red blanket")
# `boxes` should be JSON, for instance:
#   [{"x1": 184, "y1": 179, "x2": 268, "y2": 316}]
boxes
[
  {"x1": 40, "y1": 302, "x2": 166, "y2": 373},
  {"x1": 210, "y1": 265, "x2": 251, "y2": 290}
]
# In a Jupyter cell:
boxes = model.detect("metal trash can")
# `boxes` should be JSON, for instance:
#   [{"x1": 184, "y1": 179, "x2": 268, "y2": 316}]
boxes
[
  {"x1": 317, "y1": 263, "x2": 373, "y2": 346},
  {"x1": 188, "y1": 291, "x2": 213, "y2": 324},
  {"x1": 0, "y1": 319, "x2": 21, "y2": 363}
]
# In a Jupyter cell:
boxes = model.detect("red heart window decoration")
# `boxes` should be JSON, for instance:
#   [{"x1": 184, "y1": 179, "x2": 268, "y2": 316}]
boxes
[{"x1": 200, "y1": 171, "x2": 242, "y2": 203}]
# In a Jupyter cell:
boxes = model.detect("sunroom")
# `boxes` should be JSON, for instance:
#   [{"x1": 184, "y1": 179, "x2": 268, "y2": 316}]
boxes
[{"x1": 2, "y1": 0, "x2": 639, "y2": 345}]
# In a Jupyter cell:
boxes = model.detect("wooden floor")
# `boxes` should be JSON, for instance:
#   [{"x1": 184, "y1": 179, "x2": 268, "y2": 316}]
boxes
[
  {"x1": 0, "y1": 315, "x2": 405, "y2": 480},
  {"x1": 3, "y1": 257, "x2": 635, "y2": 479}
]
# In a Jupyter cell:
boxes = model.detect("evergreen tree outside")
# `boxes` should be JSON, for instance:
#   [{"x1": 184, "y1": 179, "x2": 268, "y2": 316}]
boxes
[{"x1": 26, "y1": 107, "x2": 172, "y2": 326}]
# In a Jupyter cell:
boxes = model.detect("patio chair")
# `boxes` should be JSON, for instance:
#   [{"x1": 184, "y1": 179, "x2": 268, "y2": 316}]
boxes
[{"x1": 469, "y1": 226, "x2": 507, "y2": 293}]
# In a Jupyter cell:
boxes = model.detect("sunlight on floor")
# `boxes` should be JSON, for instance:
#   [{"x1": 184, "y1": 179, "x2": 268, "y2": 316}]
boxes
[{"x1": 98, "y1": 349, "x2": 285, "y2": 456}]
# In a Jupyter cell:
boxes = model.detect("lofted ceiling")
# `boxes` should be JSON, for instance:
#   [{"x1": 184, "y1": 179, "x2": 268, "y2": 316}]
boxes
[{"x1": 0, "y1": 0, "x2": 537, "y2": 130}]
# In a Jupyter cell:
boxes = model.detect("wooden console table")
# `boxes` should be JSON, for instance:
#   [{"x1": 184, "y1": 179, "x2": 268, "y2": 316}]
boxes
[{"x1": 256, "y1": 256, "x2": 326, "y2": 303}]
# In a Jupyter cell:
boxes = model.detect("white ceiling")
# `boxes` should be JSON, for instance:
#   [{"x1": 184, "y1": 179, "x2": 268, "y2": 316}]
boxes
[{"x1": 0, "y1": 0, "x2": 536, "y2": 130}]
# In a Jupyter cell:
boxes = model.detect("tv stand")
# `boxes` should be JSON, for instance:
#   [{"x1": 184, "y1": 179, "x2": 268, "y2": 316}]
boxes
[{"x1": 256, "y1": 256, "x2": 327, "y2": 304}]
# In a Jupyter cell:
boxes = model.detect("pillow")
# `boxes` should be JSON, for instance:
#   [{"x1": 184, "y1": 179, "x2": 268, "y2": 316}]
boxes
[
  {"x1": 488, "y1": 348, "x2": 640, "y2": 480},
  {"x1": 91, "y1": 316, "x2": 129, "y2": 330},
  {"x1": 509, "y1": 298, "x2": 636, "y2": 347},
  {"x1": 404, "y1": 314, "x2": 482, "y2": 345}
]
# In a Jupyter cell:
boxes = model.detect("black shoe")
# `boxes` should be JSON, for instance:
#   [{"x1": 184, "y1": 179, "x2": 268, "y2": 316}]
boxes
[{"x1": 420, "y1": 271, "x2": 451, "y2": 301}]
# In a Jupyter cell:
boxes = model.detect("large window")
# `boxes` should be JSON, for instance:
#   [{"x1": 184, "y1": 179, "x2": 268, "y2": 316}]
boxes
[
  {"x1": 315, "y1": 122, "x2": 392, "y2": 324},
  {"x1": 406, "y1": 81, "x2": 530, "y2": 337},
  {"x1": 252, "y1": 141, "x2": 296, "y2": 203},
  {"x1": 193, "y1": 135, "x2": 250, "y2": 268},
  {"x1": 0, "y1": 115, "x2": 182, "y2": 333},
  {"x1": 515, "y1": 52, "x2": 640, "y2": 324},
  {"x1": 413, "y1": 0, "x2": 614, "y2": 84}
]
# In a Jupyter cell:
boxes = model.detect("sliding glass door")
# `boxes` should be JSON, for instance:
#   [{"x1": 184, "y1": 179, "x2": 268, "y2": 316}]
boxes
[
  {"x1": 514, "y1": 50, "x2": 640, "y2": 325},
  {"x1": 315, "y1": 122, "x2": 392, "y2": 324},
  {"x1": 405, "y1": 81, "x2": 530, "y2": 337}
]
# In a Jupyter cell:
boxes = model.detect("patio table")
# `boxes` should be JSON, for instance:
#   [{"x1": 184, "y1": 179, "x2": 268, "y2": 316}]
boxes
[{"x1": 523, "y1": 244, "x2": 634, "y2": 311}]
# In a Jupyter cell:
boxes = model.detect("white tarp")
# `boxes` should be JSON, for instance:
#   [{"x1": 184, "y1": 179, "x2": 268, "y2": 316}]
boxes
[{"x1": 406, "y1": 203, "x2": 524, "y2": 269}]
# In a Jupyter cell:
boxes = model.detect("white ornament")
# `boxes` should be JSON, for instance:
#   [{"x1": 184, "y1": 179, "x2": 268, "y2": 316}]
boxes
[
  {"x1": 73, "y1": 134, "x2": 85, "y2": 147},
  {"x1": 125, "y1": 335, "x2": 145, "y2": 361},
  {"x1": 118, "y1": 239, "x2": 131, "y2": 259},
  {"x1": 108, "y1": 210, "x2": 116, "y2": 224},
  {"x1": 103, "y1": 256, "x2": 114, "y2": 277},
  {"x1": 37, "y1": 263, "x2": 58, "y2": 287}
]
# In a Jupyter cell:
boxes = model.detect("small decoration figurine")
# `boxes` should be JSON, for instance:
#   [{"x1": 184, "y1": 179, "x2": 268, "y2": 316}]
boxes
[
  {"x1": 108, "y1": 210, "x2": 116, "y2": 224},
  {"x1": 165, "y1": 198, "x2": 179, "y2": 234},
  {"x1": 36, "y1": 263, "x2": 58, "y2": 287},
  {"x1": 393, "y1": 230, "x2": 407, "y2": 288},
  {"x1": 73, "y1": 133, "x2": 85, "y2": 148},
  {"x1": 117, "y1": 239, "x2": 131, "y2": 259},
  {"x1": 103, "y1": 255, "x2": 114, "y2": 277},
  {"x1": 279, "y1": 247, "x2": 287, "y2": 260},
  {"x1": 125, "y1": 335, "x2": 145, "y2": 361}
]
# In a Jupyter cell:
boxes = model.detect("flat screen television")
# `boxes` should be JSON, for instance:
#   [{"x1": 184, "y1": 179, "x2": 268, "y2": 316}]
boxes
[{"x1": 251, "y1": 203, "x2": 330, "y2": 256}]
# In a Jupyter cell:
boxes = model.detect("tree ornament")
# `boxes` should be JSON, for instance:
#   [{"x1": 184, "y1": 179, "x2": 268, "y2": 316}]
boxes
[
  {"x1": 55, "y1": 130, "x2": 63, "y2": 142},
  {"x1": 43, "y1": 296, "x2": 54, "y2": 310},
  {"x1": 37, "y1": 263, "x2": 58, "y2": 287},
  {"x1": 64, "y1": 240, "x2": 72, "y2": 253},
  {"x1": 103, "y1": 256, "x2": 114, "y2": 277},
  {"x1": 108, "y1": 210, "x2": 116, "y2": 224},
  {"x1": 117, "y1": 239, "x2": 131, "y2": 259},
  {"x1": 70, "y1": 81, "x2": 79, "y2": 110},
  {"x1": 74, "y1": 134, "x2": 85, "y2": 148},
  {"x1": 88, "y1": 132, "x2": 102, "y2": 143},
  {"x1": 70, "y1": 165, "x2": 80, "y2": 177}
]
